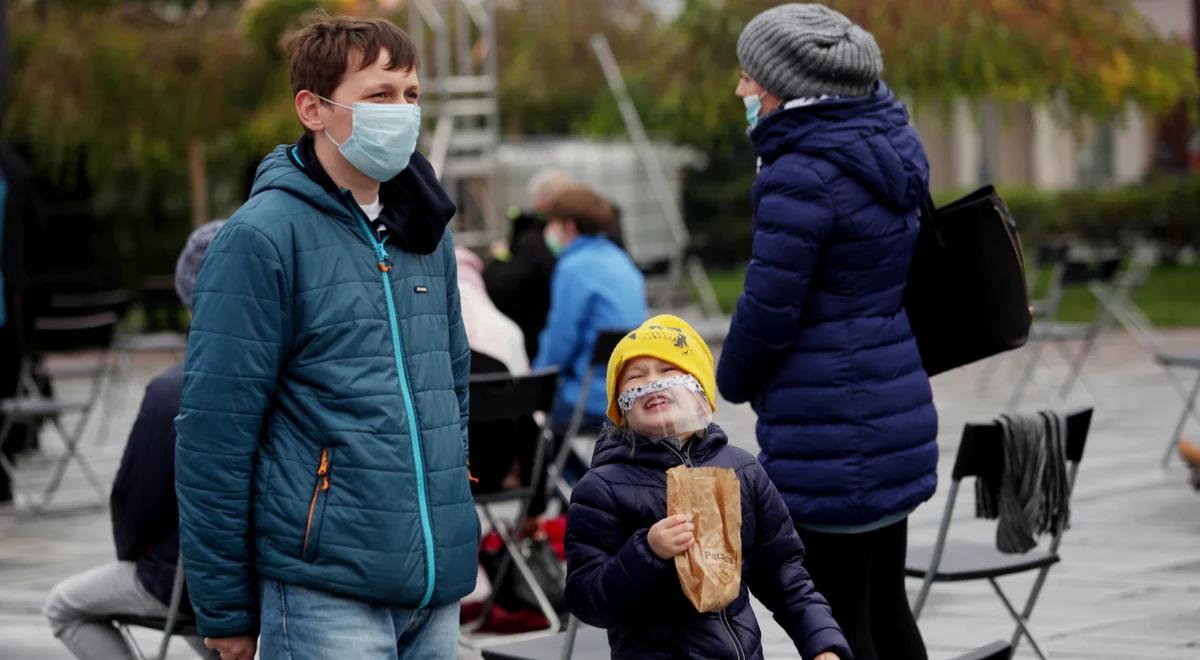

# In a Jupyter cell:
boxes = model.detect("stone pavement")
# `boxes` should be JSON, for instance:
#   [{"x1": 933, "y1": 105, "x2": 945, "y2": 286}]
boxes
[{"x1": 1, "y1": 329, "x2": 1199, "y2": 659}]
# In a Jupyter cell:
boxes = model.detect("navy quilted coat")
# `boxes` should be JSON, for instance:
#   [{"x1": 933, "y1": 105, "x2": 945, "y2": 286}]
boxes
[
  {"x1": 175, "y1": 139, "x2": 479, "y2": 637},
  {"x1": 565, "y1": 424, "x2": 852, "y2": 660},
  {"x1": 715, "y1": 83, "x2": 939, "y2": 527}
]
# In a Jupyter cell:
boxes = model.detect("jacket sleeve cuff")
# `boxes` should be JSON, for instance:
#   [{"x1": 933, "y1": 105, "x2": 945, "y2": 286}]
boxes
[
  {"x1": 800, "y1": 626, "x2": 854, "y2": 660},
  {"x1": 195, "y1": 605, "x2": 259, "y2": 639}
]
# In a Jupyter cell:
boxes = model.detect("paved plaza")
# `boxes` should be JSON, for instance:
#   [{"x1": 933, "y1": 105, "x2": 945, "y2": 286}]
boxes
[{"x1": 1, "y1": 328, "x2": 1198, "y2": 659}]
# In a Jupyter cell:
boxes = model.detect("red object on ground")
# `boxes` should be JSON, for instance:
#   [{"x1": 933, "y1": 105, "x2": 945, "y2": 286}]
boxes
[{"x1": 460, "y1": 600, "x2": 550, "y2": 634}]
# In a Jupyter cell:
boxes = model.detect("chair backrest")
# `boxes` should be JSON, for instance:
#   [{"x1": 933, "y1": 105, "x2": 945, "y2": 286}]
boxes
[
  {"x1": 470, "y1": 350, "x2": 510, "y2": 376},
  {"x1": 1059, "y1": 256, "x2": 1121, "y2": 287},
  {"x1": 469, "y1": 367, "x2": 560, "y2": 424},
  {"x1": 32, "y1": 311, "x2": 121, "y2": 354},
  {"x1": 46, "y1": 289, "x2": 134, "y2": 319},
  {"x1": 590, "y1": 329, "x2": 628, "y2": 367},
  {"x1": 951, "y1": 407, "x2": 1094, "y2": 483}
]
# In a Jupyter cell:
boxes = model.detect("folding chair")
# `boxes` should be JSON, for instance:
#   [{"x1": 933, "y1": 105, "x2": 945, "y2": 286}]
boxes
[
  {"x1": 0, "y1": 311, "x2": 119, "y2": 512},
  {"x1": 45, "y1": 290, "x2": 134, "y2": 448},
  {"x1": 463, "y1": 367, "x2": 563, "y2": 640},
  {"x1": 480, "y1": 615, "x2": 608, "y2": 660},
  {"x1": 1154, "y1": 354, "x2": 1200, "y2": 468},
  {"x1": 1007, "y1": 257, "x2": 1120, "y2": 409},
  {"x1": 547, "y1": 329, "x2": 628, "y2": 502},
  {"x1": 907, "y1": 407, "x2": 1094, "y2": 660},
  {"x1": 113, "y1": 555, "x2": 204, "y2": 660}
]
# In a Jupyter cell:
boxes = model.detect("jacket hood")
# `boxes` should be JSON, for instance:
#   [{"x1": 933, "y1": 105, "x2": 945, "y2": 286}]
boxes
[
  {"x1": 590, "y1": 423, "x2": 730, "y2": 471},
  {"x1": 751, "y1": 82, "x2": 928, "y2": 212},
  {"x1": 249, "y1": 134, "x2": 456, "y2": 255}
]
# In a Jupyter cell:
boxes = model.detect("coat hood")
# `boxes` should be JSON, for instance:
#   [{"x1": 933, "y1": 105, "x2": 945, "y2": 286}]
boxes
[
  {"x1": 249, "y1": 134, "x2": 456, "y2": 254},
  {"x1": 751, "y1": 82, "x2": 928, "y2": 212}
]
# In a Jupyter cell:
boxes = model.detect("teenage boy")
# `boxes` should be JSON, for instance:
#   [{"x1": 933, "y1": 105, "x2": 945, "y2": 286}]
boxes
[{"x1": 175, "y1": 15, "x2": 477, "y2": 660}]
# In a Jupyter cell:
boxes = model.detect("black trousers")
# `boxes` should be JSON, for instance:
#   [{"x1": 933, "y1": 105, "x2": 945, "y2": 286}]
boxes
[{"x1": 796, "y1": 518, "x2": 928, "y2": 660}]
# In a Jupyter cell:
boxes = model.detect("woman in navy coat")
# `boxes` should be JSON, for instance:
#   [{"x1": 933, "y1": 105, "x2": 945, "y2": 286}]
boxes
[{"x1": 718, "y1": 5, "x2": 937, "y2": 659}]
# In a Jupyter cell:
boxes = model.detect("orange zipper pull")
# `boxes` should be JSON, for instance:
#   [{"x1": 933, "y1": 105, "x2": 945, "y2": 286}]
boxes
[{"x1": 318, "y1": 449, "x2": 330, "y2": 490}]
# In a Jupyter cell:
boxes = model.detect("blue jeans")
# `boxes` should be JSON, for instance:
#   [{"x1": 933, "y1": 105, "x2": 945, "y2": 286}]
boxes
[{"x1": 259, "y1": 579, "x2": 459, "y2": 659}]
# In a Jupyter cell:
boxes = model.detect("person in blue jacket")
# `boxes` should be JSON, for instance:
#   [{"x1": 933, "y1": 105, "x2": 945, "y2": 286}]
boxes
[
  {"x1": 718, "y1": 5, "x2": 938, "y2": 660},
  {"x1": 175, "y1": 16, "x2": 477, "y2": 660},
  {"x1": 565, "y1": 314, "x2": 850, "y2": 660},
  {"x1": 533, "y1": 184, "x2": 646, "y2": 437}
]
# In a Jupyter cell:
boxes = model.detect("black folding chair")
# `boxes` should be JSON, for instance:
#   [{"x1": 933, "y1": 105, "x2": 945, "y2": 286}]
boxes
[
  {"x1": 0, "y1": 311, "x2": 119, "y2": 512},
  {"x1": 548, "y1": 329, "x2": 628, "y2": 502},
  {"x1": 1007, "y1": 258, "x2": 1120, "y2": 409},
  {"x1": 907, "y1": 408, "x2": 1093, "y2": 660},
  {"x1": 463, "y1": 367, "x2": 563, "y2": 639},
  {"x1": 113, "y1": 555, "x2": 207, "y2": 660}
]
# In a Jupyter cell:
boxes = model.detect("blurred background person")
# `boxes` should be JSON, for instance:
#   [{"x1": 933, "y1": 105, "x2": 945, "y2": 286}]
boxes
[
  {"x1": 485, "y1": 168, "x2": 573, "y2": 360},
  {"x1": 533, "y1": 184, "x2": 646, "y2": 440}
]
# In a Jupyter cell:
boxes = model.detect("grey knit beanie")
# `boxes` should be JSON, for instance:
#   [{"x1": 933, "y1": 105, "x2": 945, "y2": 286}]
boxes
[
  {"x1": 175, "y1": 220, "x2": 226, "y2": 309},
  {"x1": 737, "y1": 3, "x2": 882, "y2": 100}
]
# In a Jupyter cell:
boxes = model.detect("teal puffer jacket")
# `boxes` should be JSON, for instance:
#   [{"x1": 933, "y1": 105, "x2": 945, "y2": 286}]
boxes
[{"x1": 175, "y1": 140, "x2": 478, "y2": 638}]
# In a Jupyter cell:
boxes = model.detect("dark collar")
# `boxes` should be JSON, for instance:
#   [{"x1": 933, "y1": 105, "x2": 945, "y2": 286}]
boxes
[{"x1": 288, "y1": 133, "x2": 456, "y2": 255}]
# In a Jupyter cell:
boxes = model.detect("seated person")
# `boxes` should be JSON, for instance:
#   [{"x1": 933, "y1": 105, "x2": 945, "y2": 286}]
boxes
[
  {"x1": 533, "y1": 184, "x2": 646, "y2": 439},
  {"x1": 43, "y1": 222, "x2": 224, "y2": 660}
]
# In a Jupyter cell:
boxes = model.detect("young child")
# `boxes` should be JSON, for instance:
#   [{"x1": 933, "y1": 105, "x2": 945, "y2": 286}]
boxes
[{"x1": 564, "y1": 314, "x2": 851, "y2": 660}]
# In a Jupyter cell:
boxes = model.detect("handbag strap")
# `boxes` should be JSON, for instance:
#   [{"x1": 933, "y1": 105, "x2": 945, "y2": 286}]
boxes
[{"x1": 918, "y1": 190, "x2": 937, "y2": 225}]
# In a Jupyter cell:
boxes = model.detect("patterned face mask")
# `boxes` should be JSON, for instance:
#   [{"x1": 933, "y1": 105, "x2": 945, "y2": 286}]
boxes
[{"x1": 617, "y1": 374, "x2": 712, "y2": 441}]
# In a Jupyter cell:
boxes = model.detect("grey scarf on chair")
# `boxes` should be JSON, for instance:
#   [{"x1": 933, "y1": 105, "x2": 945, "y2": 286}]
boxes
[{"x1": 975, "y1": 411, "x2": 1071, "y2": 554}]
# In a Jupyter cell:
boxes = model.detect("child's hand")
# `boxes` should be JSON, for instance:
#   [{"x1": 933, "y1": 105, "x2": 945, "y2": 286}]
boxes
[
  {"x1": 648, "y1": 514, "x2": 694, "y2": 559},
  {"x1": 813, "y1": 653, "x2": 840, "y2": 660}
]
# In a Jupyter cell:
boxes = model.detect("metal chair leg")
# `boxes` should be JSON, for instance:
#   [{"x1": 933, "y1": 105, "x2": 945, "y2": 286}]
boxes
[
  {"x1": 1009, "y1": 565, "x2": 1053, "y2": 657},
  {"x1": 1163, "y1": 370, "x2": 1200, "y2": 469},
  {"x1": 559, "y1": 615, "x2": 581, "y2": 660},
  {"x1": 990, "y1": 578, "x2": 1048, "y2": 660},
  {"x1": 119, "y1": 623, "x2": 148, "y2": 660}
]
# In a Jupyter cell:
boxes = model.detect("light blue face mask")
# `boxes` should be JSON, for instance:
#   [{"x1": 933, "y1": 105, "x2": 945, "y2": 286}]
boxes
[
  {"x1": 320, "y1": 96, "x2": 421, "y2": 182},
  {"x1": 743, "y1": 94, "x2": 763, "y2": 131}
]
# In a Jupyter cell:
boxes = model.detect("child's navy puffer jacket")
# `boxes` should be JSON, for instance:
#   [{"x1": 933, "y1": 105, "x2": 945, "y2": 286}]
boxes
[{"x1": 565, "y1": 424, "x2": 852, "y2": 660}]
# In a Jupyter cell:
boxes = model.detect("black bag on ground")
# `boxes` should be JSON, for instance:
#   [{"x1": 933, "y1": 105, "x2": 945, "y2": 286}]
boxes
[
  {"x1": 905, "y1": 186, "x2": 1032, "y2": 376},
  {"x1": 479, "y1": 536, "x2": 567, "y2": 614}
]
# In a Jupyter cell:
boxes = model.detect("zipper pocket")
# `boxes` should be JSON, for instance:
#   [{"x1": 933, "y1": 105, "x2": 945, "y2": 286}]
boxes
[
  {"x1": 720, "y1": 609, "x2": 746, "y2": 660},
  {"x1": 301, "y1": 448, "x2": 331, "y2": 562}
]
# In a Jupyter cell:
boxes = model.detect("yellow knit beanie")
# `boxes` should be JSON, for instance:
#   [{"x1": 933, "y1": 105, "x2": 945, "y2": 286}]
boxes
[{"x1": 605, "y1": 314, "x2": 717, "y2": 425}]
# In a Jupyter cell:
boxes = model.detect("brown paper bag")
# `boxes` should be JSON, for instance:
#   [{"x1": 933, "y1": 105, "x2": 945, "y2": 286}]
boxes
[{"x1": 666, "y1": 465, "x2": 742, "y2": 612}]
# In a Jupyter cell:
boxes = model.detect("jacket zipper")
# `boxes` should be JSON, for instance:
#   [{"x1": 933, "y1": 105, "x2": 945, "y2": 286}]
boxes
[
  {"x1": 302, "y1": 448, "x2": 330, "y2": 558},
  {"x1": 345, "y1": 194, "x2": 438, "y2": 608},
  {"x1": 720, "y1": 608, "x2": 746, "y2": 660},
  {"x1": 666, "y1": 438, "x2": 743, "y2": 660}
]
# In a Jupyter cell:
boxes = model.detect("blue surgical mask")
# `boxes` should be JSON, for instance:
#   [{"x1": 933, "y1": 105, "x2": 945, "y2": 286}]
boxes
[
  {"x1": 320, "y1": 96, "x2": 420, "y2": 182},
  {"x1": 743, "y1": 94, "x2": 763, "y2": 130}
]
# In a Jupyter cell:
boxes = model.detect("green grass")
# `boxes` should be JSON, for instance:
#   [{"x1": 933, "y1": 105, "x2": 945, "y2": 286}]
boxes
[{"x1": 705, "y1": 263, "x2": 1200, "y2": 327}]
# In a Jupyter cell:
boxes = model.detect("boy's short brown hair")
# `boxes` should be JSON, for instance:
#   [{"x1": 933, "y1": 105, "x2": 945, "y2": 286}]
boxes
[
  {"x1": 286, "y1": 13, "x2": 419, "y2": 98},
  {"x1": 548, "y1": 185, "x2": 615, "y2": 236}
]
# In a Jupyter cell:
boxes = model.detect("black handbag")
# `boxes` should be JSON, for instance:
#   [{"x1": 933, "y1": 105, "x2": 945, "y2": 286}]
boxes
[{"x1": 904, "y1": 185, "x2": 1032, "y2": 376}]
